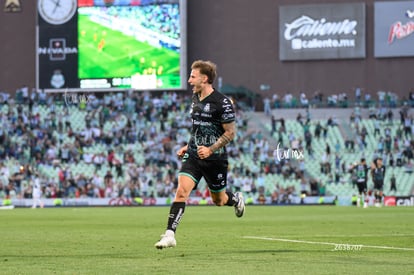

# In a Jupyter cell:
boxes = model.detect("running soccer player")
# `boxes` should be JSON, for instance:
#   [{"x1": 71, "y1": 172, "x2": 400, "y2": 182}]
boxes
[
  {"x1": 155, "y1": 60, "x2": 245, "y2": 249},
  {"x1": 352, "y1": 158, "x2": 370, "y2": 208},
  {"x1": 371, "y1": 157, "x2": 386, "y2": 207}
]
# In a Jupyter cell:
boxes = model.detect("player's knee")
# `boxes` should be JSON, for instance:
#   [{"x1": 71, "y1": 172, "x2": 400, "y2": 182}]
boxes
[
  {"x1": 175, "y1": 194, "x2": 186, "y2": 201},
  {"x1": 175, "y1": 189, "x2": 189, "y2": 202}
]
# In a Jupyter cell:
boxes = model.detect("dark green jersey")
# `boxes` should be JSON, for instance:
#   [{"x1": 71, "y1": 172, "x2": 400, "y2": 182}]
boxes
[
  {"x1": 372, "y1": 165, "x2": 386, "y2": 183},
  {"x1": 187, "y1": 89, "x2": 235, "y2": 160},
  {"x1": 354, "y1": 164, "x2": 369, "y2": 182}
]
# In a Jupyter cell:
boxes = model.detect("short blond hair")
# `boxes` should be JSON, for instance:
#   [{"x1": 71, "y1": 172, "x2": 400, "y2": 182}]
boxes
[{"x1": 191, "y1": 60, "x2": 217, "y2": 84}]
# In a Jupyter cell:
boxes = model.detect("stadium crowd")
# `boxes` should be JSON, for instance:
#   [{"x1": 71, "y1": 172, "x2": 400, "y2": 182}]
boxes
[
  {"x1": 0, "y1": 88, "x2": 297, "y2": 204},
  {"x1": 0, "y1": 87, "x2": 413, "y2": 205},
  {"x1": 266, "y1": 89, "x2": 414, "y2": 201}
]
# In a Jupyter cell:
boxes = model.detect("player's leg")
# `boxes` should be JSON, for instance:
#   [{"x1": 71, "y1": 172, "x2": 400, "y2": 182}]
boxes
[
  {"x1": 363, "y1": 182, "x2": 368, "y2": 208},
  {"x1": 374, "y1": 183, "x2": 380, "y2": 207},
  {"x1": 169, "y1": 175, "x2": 196, "y2": 229},
  {"x1": 155, "y1": 175, "x2": 195, "y2": 249},
  {"x1": 210, "y1": 190, "x2": 233, "y2": 206},
  {"x1": 210, "y1": 190, "x2": 245, "y2": 217},
  {"x1": 357, "y1": 183, "x2": 363, "y2": 207},
  {"x1": 374, "y1": 189, "x2": 379, "y2": 207},
  {"x1": 155, "y1": 155, "x2": 201, "y2": 250},
  {"x1": 203, "y1": 160, "x2": 245, "y2": 217},
  {"x1": 378, "y1": 184, "x2": 384, "y2": 206}
]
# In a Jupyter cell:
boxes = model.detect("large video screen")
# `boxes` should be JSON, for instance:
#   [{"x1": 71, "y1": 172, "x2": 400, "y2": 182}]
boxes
[{"x1": 37, "y1": 0, "x2": 187, "y2": 91}]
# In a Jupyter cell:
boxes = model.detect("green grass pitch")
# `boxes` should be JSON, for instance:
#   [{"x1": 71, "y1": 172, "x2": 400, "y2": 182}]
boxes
[
  {"x1": 78, "y1": 14, "x2": 181, "y2": 88},
  {"x1": 1, "y1": 206, "x2": 413, "y2": 274}
]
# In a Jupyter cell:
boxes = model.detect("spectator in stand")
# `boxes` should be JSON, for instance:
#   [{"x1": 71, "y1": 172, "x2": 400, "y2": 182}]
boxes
[
  {"x1": 60, "y1": 144, "x2": 71, "y2": 163},
  {"x1": 390, "y1": 174, "x2": 397, "y2": 192},
  {"x1": 92, "y1": 152, "x2": 105, "y2": 172},
  {"x1": 263, "y1": 97, "x2": 271, "y2": 116},
  {"x1": 127, "y1": 164, "x2": 139, "y2": 185},
  {"x1": 83, "y1": 151, "x2": 94, "y2": 165},
  {"x1": 355, "y1": 87, "x2": 362, "y2": 103},
  {"x1": 309, "y1": 178, "x2": 319, "y2": 196},
  {"x1": 403, "y1": 115, "x2": 412, "y2": 138},
  {"x1": 271, "y1": 115, "x2": 276, "y2": 136},
  {"x1": 313, "y1": 122, "x2": 321, "y2": 140},
  {"x1": 300, "y1": 178, "x2": 308, "y2": 197},
  {"x1": 76, "y1": 174, "x2": 88, "y2": 192},
  {"x1": 300, "y1": 93, "x2": 309, "y2": 107},
  {"x1": 272, "y1": 93, "x2": 280, "y2": 109},
  {"x1": 364, "y1": 93, "x2": 371, "y2": 108},
  {"x1": 112, "y1": 157, "x2": 123, "y2": 179},
  {"x1": 0, "y1": 162, "x2": 10, "y2": 183},
  {"x1": 107, "y1": 149, "x2": 115, "y2": 169},
  {"x1": 38, "y1": 89, "x2": 47, "y2": 105},
  {"x1": 31, "y1": 173, "x2": 44, "y2": 208},
  {"x1": 271, "y1": 186, "x2": 279, "y2": 204},
  {"x1": 374, "y1": 119, "x2": 381, "y2": 137},
  {"x1": 91, "y1": 172, "x2": 104, "y2": 196},
  {"x1": 326, "y1": 143, "x2": 331, "y2": 158}
]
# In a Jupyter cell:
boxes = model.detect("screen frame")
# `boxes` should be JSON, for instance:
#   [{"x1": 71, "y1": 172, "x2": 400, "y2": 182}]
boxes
[{"x1": 36, "y1": 0, "x2": 187, "y2": 93}]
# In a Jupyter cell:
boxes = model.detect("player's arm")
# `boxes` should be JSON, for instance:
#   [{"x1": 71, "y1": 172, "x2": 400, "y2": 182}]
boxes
[{"x1": 209, "y1": 121, "x2": 236, "y2": 153}]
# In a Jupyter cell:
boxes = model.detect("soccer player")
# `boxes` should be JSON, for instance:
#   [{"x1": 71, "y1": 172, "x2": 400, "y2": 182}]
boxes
[
  {"x1": 31, "y1": 173, "x2": 44, "y2": 209},
  {"x1": 154, "y1": 60, "x2": 245, "y2": 249},
  {"x1": 352, "y1": 158, "x2": 370, "y2": 208},
  {"x1": 371, "y1": 157, "x2": 386, "y2": 207},
  {"x1": 98, "y1": 38, "x2": 105, "y2": 51}
]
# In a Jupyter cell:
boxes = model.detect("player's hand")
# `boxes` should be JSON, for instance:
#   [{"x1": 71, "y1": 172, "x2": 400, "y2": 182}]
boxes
[
  {"x1": 197, "y1": 146, "x2": 212, "y2": 159},
  {"x1": 177, "y1": 146, "x2": 187, "y2": 158}
]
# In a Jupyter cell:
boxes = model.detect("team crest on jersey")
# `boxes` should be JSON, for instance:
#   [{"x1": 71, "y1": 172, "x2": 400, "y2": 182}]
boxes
[{"x1": 203, "y1": 103, "x2": 211, "y2": 113}]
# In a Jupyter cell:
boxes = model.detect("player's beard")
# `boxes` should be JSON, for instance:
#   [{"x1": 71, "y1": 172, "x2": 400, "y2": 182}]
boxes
[{"x1": 192, "y1": 84, "x2": 202, "y2": 95}]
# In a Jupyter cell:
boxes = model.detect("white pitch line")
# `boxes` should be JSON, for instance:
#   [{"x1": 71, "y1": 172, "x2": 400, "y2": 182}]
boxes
[
  {"x1": 243, "y1": 236, "x2": 414, "y2": 251},
  {"x1": 282, "y1": 233, "x2": 414, "y2": 238}
]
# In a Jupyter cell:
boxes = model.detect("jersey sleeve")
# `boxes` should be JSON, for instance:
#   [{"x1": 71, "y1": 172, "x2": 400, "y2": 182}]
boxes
[{"x1": 220, "y1": 97, "x2": 235, "y2": 123}]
